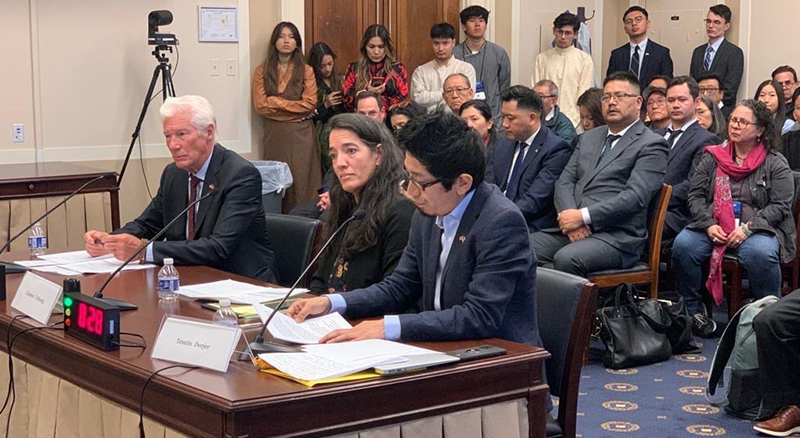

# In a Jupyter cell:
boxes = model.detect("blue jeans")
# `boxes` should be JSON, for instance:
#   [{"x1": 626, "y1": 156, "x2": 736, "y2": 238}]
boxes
[{"x1": 672, "y1": 228, "x2": 781, "y2": 316}]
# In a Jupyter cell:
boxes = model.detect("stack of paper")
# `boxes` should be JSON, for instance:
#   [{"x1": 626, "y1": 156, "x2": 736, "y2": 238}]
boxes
[
  {"x1": 15, "y1": 250, "x2": 154, "y2": 275},
  {"x1": 252, "y1": 302, "x2": 351, "y2": 344},
  {"x1": 177, "y1": 280, "x2": 308, "y2": 304},
  {"x1": 259, "y1": 339, "x2": 442, "y2": 382}
]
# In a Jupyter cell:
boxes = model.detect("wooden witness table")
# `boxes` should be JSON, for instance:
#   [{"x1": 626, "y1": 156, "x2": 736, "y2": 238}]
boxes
[{"x1": 0, "y1": 256, "x2": 550, "y2": 438}]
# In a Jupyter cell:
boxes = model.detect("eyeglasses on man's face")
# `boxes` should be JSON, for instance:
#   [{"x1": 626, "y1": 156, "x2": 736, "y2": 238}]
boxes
[
  {"x1": 601, "y1": 93, "x2": 638, "y2": 103},
  {"x1": 703, "y1": 18, "x2": 724, "y2": 26},
  {"x1": 400, "y1": 175, "x2": 441, "y2": 193},
  {"x1": 443, "y1": 87, "x2": 471, "y2": 96},
  {"x1": 624, "y1": 16, "x2": 646, "y2": 26},
  {"x1": 699, "y1": 87, "x2": 720, "y2": 94}
]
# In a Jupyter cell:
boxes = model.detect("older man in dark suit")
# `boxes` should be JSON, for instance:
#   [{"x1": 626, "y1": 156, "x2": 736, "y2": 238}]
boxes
[
  {"x1": 288, "y1": 112, "x2": 541, "y2": 349},
  {"x1": 690, "y1": 4, "x2": 744, "y2": 109},
  {"x1": 485, "y1": 86, "x2": 571, "y2": 232},
  {"x1": 85, "y1": 95, "x2": 276, "y2": 282},
  {"x1": 529, "y1": 72, "x2": 668, "y2": 277},
  {"x1": 607, "y1": 6, "x2": 673, "y2": 88},
  {"x1": 657, "y1": 76, "x2": 722, "y2": 248}
]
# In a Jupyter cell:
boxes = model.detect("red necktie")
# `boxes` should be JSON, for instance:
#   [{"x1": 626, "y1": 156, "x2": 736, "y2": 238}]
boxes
[{"x1": 187, "y1": 175, "x2": 202, "y2": 240}]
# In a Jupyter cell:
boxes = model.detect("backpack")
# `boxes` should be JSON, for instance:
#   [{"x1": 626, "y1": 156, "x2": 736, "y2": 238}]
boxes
[{"x1": 706, "y1": 295, "x2": 778, "y2": 420}]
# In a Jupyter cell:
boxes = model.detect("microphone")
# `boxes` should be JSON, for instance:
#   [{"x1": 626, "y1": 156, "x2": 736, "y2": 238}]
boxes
[
  {"x1": 91, "y1": 189, "x2": 217, "y2": 311},
  {"x1": 249, "y1": 210, "x2": 366, "y2": 354},
  {"x1": 0, "y1": 174, "x2": 114, "y2": 294}
]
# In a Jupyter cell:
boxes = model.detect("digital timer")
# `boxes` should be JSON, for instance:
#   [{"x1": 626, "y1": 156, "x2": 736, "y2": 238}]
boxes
[{"x1": 63, "y1": 293, "x2": 121, "y2": 351}]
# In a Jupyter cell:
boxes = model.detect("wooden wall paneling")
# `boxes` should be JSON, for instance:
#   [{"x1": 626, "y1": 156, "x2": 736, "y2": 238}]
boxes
[
  {"x1": 304, "y1": 0, "x2": 377, "y2": 74},
  {"x1": 387, "y1": 0, "x2": 462, "y2": 78}
]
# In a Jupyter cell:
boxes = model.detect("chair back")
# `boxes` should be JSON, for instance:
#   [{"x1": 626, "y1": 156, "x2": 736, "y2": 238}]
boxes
[
  {"x1": 263, "y1": 214, "x2": 323, "y2": 287},
  {"x1": 645, "y1": 184, "x2": 672, "y2": 269},
  {"x1": 535, "y1": 267, "x2": 598, "y2": 438}
]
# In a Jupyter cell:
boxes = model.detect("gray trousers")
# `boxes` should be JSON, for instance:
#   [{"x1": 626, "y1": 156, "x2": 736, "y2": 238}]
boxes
[{"x1": 529, "y1": 230, "x2": 639, "y2": 278}]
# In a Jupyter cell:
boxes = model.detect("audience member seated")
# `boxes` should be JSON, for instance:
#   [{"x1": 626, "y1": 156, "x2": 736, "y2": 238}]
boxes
[
  {"x1": 442, "y1": 73, "x2": 475, "y2": 113},
  {"x1": 672, "y1": 99, "x2": 795, "y2": 338},
  {"x1": 85, "y1": 95, "x2": 277, "y2": 283},
  {"x1": 606, "y1": 6, "x2": 673, "y2": 87},
  {"x1": 533, "y1": 79, "x2": 578, "y2": 144},
  {"x1": 755, "y1": 79, "x2": 794, "y2": 134},
  {"x1": 656, "y1": 76, "x2": 722, "y2": 249},
  {"x1": 752, "y1": 291, "x2": 800, "y2": 437},
  {"x1": 485, "y1": 86, "x2": 571, "y2": 232},
  {"x1": 648, "y1": 75, "x2": 670, "y2": 91},
  {"x1": 697, "y1": 71, "x2": 732, "y2": 119},
  {"x1": 696, "y1": 95, "x2": 728, "y2": 140},
  {"x1": 412, "y1": 23, "x2": 476, "y2": 113},
  {"x1": 529, "y1": 72, "x2": 668, "y2": 277},
  {"x1": 772, "y1": 65, "x2": 798, "y2": 120},
  {"x1": 288, "y1": 111, "x2": 543, "y2": 351},
  {"x1": 309, "y1": 114, "x2": 415, "y2": 295},
  {"x1": 643, "y1": 86, "x2": 669, "y2": 130},
  {"x1": 354, "y1": 90, "x2": 386, "y2": 122},
  {"x1": 532, "y1": 12, "x2": 593, "y2": 128},
  {"x1": 387, "y1": 102, "x2": 424, "y2": 134},
  {"x1": 781, "y1": 90, "x2": 800, "y2": 171},
  {"x1": 253, "y1": 21, "x2": 319, "y2": 212},
  {"x1": 309, "y1": 42, "x2": 344, "y2": 175},
  {"x1": 342, "y1": 24, "x2": 408, "y2": 113},
  {"x1": 690, "y1": 4, "x2": 744, "y2": 109},
  {"x1": 573, "y1": 87, "x2": 605, "y2": 148},
  {"x1": 454, "y1": 5, "x2": 511, "y2": 125},
  {"x1": 459, "y1": 99, "x2": 497, "y2": 159}
]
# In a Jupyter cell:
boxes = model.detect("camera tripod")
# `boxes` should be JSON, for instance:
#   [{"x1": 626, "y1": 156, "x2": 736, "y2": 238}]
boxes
[{"x1": 117, "y1": 45, "x2": 176, "y2": 187}]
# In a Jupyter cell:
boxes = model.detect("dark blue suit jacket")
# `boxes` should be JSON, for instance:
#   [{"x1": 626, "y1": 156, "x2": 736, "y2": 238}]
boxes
[
  {"x1": 485, "y1": 127, "x2": 572, "y2": 232},
  {"x1": 607, "y1": 40, "x2": 673, "y2": 89},
  {"x1": 341, "y1": 182, "x2": 542, "y2": 347},
  {"x1": 656, "y1": 122, "x2": 721, "y2": 234}
]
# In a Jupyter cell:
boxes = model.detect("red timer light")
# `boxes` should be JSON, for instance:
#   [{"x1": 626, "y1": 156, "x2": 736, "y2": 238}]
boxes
[
  {"x1": 63, "y1": 293, "x2": 121, "y2": 351},
  {"x1": 77, "y1": 302, "x2": 104, "y2": 335}
]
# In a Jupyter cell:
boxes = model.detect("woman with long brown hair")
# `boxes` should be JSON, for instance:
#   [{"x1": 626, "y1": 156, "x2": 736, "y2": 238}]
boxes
[
  {"x1": 253, "y1": 21, "x2": 320, "y2": 211},
  {"x1": 342, "y1": 24, "x2": 409, "y2": 112}
]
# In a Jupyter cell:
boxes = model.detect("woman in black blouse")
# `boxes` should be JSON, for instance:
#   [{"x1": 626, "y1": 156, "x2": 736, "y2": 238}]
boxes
[{"x1": 310, "y1": 113, "x2": 416, "y2": 295}]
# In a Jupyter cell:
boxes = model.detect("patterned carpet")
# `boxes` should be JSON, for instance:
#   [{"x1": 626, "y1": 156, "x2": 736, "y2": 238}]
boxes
[{"x1": 575, "y1": 302, "x2": 764, "y2": 437}]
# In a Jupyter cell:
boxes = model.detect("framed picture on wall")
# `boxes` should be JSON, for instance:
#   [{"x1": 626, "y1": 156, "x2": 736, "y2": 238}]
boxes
[{"x1": 198, "y1": 6, "x2": 238, "y2": 43}]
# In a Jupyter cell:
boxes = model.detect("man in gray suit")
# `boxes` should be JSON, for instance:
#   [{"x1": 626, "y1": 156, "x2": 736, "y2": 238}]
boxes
[
  {"x1": 530, "y1": 72, "x2": 668, "y2": 277},
  {"x1": 689, "y1": 4, "x2": 744, "y2": 109}
]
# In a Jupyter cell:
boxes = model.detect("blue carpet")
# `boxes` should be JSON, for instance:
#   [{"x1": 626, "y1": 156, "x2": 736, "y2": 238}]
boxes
[{"x1": 575, "y1": 303, "x2": 761, "y2": 437}]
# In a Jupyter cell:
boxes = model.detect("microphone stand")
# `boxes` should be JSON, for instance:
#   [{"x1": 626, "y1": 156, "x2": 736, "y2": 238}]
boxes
[
  {"x1": 92, "y1": 190, "x2": 215, "y2": 311},
  {"x1": 249, "y1": 211, "x2": 365, "y2": 355}
]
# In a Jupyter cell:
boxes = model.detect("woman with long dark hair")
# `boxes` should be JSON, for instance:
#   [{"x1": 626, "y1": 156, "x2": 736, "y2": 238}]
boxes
[
  {"x1": 253, "y1": 22, "x2": 319, "y2": 212},
  {"x1": 308, "y1": 42, "x2": 344, "y2": 175},
  {"x1": 696, "y1": 94, "x2": 727, "y2": 140},
  {"x1": 309, "y1": 114, "x2": 415, "y2": 295},
  {"x1": 458, "y1": 100, "x2": 496, "y2": 159},
  {"x1": 342, "y1": 25, "x2": 409, "y2": 113},
  {"x1": 755, "y1": 79, "x2": 794, "y2": 135},
  {"x1": 672, "y1": 100, "x2": 795, "y2": 338}
]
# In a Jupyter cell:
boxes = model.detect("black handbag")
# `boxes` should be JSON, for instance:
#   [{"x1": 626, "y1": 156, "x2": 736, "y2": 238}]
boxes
[
  {"x1": 596, "y1": 283, "x2": 673, "y2": 369},
  {"x1": 658, "y1": 297, "x2": 699, "y2": 354}
]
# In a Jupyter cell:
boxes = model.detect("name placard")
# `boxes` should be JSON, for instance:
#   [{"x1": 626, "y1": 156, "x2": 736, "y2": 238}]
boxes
[
  {"x1": 151, "y1": 315, "x2": 241, "y2": 372},
  {"x1": 11, "y1": 272, "x2": 62, "y2": 324}
]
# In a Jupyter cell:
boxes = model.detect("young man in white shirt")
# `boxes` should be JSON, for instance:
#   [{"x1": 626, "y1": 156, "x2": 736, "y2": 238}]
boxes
[{"x1": 412, "y1": 23, "x2": 476, "y2": 114}]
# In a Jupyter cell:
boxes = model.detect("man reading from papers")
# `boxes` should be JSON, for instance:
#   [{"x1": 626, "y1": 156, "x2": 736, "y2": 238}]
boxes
[
  {"x1": 288, "y1": 112, "x2": 542, "y2": 348},
  {"x1": 83, "y1": 95, "x2": 276, "y2": 282}
]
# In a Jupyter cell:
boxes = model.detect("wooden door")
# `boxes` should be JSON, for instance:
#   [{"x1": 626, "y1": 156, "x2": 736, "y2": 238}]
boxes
[{"x1": 304, "y1": 0, "x2": 460, "y2": 80}]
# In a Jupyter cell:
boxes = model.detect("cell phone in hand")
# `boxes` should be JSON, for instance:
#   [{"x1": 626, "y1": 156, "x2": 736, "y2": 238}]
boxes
[{"x1": 372, "y1": 77, "x2": 386, "y2": 87}]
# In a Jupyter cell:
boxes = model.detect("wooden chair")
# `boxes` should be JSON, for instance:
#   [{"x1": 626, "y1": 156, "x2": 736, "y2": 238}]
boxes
[
  {"x1": 718, "y1": 171, "x2": 800, "y2": 318},
  {"x1": 536, "y1": 267, "x2": 598, "y2": 438},
  {"x1": 263, "y1": 213, "x2": 324, "y2": 288},
  {"x1": 587, "y1": 184, "x2": 672, "y2": 299}
]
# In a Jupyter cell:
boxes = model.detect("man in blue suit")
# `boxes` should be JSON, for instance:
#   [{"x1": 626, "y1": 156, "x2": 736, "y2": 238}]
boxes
[
  {"x1": 657, "y1": 76, "x2": 721, "y2": 248},
  {"x1": 485, "y1": 85, "x2": 572, "y2": 232},
  {"x1": 288, "y1": 112, "x2": 541, "y2": 348},
  {"x1": 607, "y1": 6, "x2": 673, "y2": 89}
]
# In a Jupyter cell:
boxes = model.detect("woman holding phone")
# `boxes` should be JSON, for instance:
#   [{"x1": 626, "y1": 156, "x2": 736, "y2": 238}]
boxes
[
  {"x1": 342, "y1": 24, "x2": 409, "y2": 112},
  {"x1": 309, "y1": 42, "x2": 344, "y2": 175}
]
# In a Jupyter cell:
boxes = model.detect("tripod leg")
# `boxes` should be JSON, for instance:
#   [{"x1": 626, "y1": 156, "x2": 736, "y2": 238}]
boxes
[{"x1": 118, "y1": 66, "x2": 162, "y2": 186}]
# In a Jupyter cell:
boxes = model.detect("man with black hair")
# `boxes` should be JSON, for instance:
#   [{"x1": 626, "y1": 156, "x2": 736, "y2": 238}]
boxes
[
  {"x1": 657, "y1": 76, "x2": 721, "y2": 249},
  {"x1": 287, "y1": 111, "x2": 542, "y2": 350},
  {"x1": 533, "y1": 79, "x2": 578, "y2": 144},
  {"x1": 697, "y1": 71, "x2": 731, "y2": 119},
  {"x1": 607, "y1": 6, "x2": 673, "y2": 88},
  {"x1": 772, "y1": 65, "x2": 799, "y2": 120},
  {"x1": 486, "y1": 85, "x2": 571, "y2": 232},
  {"x1": 690, "y1": 4, "x2": 744, "y2": 109},
  {"x1": 412, "y1": 23, "x2": 476, "y2": 114},
  {"x1": 454, "y1": 5, "x2": 510, "y2": 125},
  {"x1": 648, "y1": 75, "x2": 670, "y2": 91},
  {"x1": 533, "y1": 12, "x2": 594, "y2": 128},
  {"x1": 529, "y1": 72, "x2": 668, "y2": 277}
]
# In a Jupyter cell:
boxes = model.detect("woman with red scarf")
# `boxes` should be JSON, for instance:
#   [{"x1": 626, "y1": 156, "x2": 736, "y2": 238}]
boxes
[
  {"x1": 672, "y1": 99, "x2": 796, "y2": 338},
  {"x1": 342, "y1": 25, "x2": 409, "y2": 113}
]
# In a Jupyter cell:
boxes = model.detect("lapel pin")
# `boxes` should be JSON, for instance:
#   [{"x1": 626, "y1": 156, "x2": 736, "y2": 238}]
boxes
[
  {"x1": 458, "y1": 235, "x2": 466, "y2": 243},
  {"x1": 208, "y1": 184, "x2": 215, "y2": 190}
]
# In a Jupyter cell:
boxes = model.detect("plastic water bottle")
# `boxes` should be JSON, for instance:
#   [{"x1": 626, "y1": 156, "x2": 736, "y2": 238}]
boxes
[
  {"x1": 212, "y1": 299, "x2": 238, "y2": 327},
  {"x1": 28, "y1": 222, "x2": 47, "y2": 256},
  {"x1": 157, "y1": 258, "x2": 179, "y2": 301}
]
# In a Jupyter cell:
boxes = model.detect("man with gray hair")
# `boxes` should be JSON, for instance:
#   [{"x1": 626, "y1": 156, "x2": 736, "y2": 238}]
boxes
[
  {"x1": 533, "y1": 80, "x2": 577, "y2": 144},
  {"x1": 84, "y1": 95, "x2": 277, "y2": 282},
  {"x1": 441, "y1": 73, "x2": 475, "y2": 113}
]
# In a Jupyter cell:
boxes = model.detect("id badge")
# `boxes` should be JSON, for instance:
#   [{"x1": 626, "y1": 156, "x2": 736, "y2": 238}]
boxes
[{"x1": 474, "y1": 80, "x2": 486, "y2": 100}]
